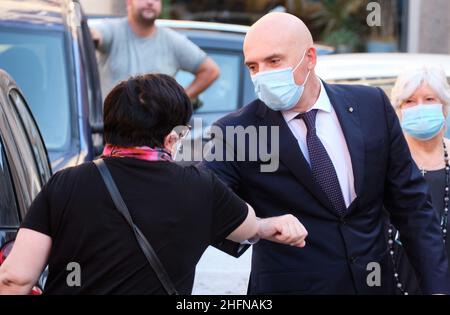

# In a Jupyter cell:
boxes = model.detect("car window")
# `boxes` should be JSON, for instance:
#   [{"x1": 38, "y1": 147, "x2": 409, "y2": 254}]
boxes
[
  {"x1": 79, "y1": 11, "x2": 103, "y2": 125},
  {"x1": 0, "y1": 29, "x2": 72, "y2": 151},
  {"x1": 0, "y1": 140, "x2": 20, "y2": 228},
  {"x1": 176, "y1": 51, "x2": 241, "y2": 113},
  {"x1": 3, "y1": 91, "x2": 43, "y2": 200},
  {"x1": 9, "y1": 89, "x2": 51, "y2": 184}
]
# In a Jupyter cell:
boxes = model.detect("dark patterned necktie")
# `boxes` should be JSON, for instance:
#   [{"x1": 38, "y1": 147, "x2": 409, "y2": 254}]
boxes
[{"x1": 296, "y1": 109, "x2": 347, "y2": 216}]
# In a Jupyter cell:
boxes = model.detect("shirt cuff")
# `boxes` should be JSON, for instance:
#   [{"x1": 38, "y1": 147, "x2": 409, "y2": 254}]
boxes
[{"x1": 240, "y1": 235, "x2": 260, "y2": 245}]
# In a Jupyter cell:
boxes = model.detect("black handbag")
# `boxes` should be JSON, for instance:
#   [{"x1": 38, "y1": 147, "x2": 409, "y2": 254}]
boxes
[{"x1": 94, "y1": 159, "x2": 178, "y2": 295}]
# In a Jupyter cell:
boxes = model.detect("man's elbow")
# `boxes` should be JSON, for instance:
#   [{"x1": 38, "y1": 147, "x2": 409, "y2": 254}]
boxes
[
  {"x1": 201, "y1": 58, "x2": 220, "y2": 83},
  {"x1": 209, "y1": 61, "x2": 220, "y2": 82}
]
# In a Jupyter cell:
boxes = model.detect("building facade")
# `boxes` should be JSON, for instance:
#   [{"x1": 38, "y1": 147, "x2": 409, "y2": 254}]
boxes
[
  {"x1": 80, "y1": 0, "x2": 450, "y2": 54},
  {"x1": 408, "y1": 0, "x2": 450, "y2": 54}
]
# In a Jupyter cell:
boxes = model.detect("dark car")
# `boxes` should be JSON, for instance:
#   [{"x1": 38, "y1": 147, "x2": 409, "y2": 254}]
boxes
[
  {"x1": 0, "y1": 70, "x2": 52, "y2": 293},
  {"x1": 0, "y1": 0, "x2": 103, "y2": 172}
]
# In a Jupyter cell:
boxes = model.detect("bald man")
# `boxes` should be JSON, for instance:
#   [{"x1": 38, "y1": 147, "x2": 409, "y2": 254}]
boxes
[{"x1": 200, "y1": 13, "x2": 450, "y2": 295}]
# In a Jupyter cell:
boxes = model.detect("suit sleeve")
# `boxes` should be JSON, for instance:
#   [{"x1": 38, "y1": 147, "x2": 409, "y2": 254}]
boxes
[
  {"x1": 198, "y1": 122, "x2": 242, "y2": 191},
  {"x1": 198, "y1": 122, "x2": 251, "y2": 258},
  {"x1": 380, "y1": 87, "x2": 450, "y2": 294}
]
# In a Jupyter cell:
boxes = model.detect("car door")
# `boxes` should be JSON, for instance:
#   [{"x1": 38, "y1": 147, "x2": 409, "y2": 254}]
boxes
[
  {"x1": 0, "y1": 137, "x2": 22, "y2": 260},
  {"x1": 174, "y1": 31, "x2": 255, "y2": 161},
  {"x1": 75, "y1": 0, "x2": 104, "y2": 156},
  {"x1": 175, "y1": 48, "x2": 247, "y2": 162},
  {"x1": 0, "y1": 71, "x2": 51, "y2": 284}
]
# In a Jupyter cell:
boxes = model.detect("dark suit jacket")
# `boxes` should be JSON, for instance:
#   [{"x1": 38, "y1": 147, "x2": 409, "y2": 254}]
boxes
[{"x1": 199, "y1": 82, "x2": 450, "y2": 295}]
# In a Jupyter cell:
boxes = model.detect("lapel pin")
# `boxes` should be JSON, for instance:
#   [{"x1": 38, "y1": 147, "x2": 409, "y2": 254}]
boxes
[{"x1": 348, "y1": 107, "x2": 354, "y2": 113}]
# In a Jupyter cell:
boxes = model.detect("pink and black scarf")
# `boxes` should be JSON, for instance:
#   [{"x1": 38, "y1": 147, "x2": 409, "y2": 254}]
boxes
[{"x1": 102, "y1": 144, "x2": 172, "y2": 162}]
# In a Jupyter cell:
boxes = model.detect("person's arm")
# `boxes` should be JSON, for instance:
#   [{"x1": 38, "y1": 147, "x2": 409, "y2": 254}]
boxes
[
  {"x1": 205, "y1": 154, "x2": 308, "y2": 255},
  {"x1": 184, "y1": 57, "x2": 220, "y2": 99},
  {"x1": 226, "y1": 204, "x2": 308, "y2": 248},
  {"x1": 0, "y1": 229, "x2": 51, "y2": 295},
  {"x1": 170, "y1": 30, "x2": 220, "y2": 100},
  {"x1": 380, "y1": 87, "x2": 450, "y2": 294},
  {"x1": 225, "y1": 203, "x2": 258, "y2": 243}
]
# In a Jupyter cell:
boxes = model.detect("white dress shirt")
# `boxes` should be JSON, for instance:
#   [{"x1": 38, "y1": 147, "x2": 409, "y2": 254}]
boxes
[{"x1": 282, "y1": 80, "x2": 357, "y2": 208}]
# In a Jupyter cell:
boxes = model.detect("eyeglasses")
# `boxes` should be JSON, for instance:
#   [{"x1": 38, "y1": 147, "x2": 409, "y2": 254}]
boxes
[{"x1": 173, "y1": 124, "x2": 191, "y2": 140}]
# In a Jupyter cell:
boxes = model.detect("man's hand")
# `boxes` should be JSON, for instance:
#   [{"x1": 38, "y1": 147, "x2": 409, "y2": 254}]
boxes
[{"x1": 257, "y1": 215, "x2": 308, "y2": 248}]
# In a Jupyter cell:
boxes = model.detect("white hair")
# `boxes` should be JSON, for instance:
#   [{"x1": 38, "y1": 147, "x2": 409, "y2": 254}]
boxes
[{"x1": 391, "y1": 66, "x2": 450, "y2": 109}]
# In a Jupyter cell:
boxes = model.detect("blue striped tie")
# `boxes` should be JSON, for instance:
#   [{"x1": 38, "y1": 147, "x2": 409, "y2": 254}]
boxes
[{"x1": 296, "y1": 110, "x2": 347, "y2": 216}]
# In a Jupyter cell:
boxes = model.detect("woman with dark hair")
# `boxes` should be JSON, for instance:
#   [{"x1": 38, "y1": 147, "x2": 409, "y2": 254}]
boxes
[{"x1": 0, "y1": 74, "x2": 307, "y2": 295}]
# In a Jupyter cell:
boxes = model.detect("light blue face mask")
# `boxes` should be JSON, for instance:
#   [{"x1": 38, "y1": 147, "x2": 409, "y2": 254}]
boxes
[
  {"x1": 251, "y1": 49, "x2": 311, "y2": 111},
  {"x1": 401, "y1": 104, "x2": 445, "y2": 140}
]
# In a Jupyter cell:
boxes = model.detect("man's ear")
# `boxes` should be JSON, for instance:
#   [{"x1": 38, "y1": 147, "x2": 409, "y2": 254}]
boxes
[
  {"x1": 307, "y1": 46, "x2": 317, "y2": 70},
  {"x1": 163, "y1": 131, "x2": 178, "y2": 152}
]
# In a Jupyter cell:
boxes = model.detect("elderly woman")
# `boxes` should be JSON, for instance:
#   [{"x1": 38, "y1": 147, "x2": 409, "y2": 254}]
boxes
[
  {"x1": 390, "y1": 66, "x2": 450, "y2": 294},
  {"x1": 0, "y1": 74, "x2": 307, "y2": 295}
]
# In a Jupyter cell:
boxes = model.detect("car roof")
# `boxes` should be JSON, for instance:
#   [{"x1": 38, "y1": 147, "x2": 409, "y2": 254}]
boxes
[
  {"x1": 0, "y1": 0, "x2": 75, "y2": 29},
  {"x1": 159, "y1": 19, "x2": 335, "y2": 54},
  {"x1": 156, "y1": 19, "x2": 249, "y2": 34},
  {"x1": 316, "y1": 53, "x2": 450, "y2": 80},
  {"x1": 89, "y1": 17, "x2": 335, "y2": 54}
]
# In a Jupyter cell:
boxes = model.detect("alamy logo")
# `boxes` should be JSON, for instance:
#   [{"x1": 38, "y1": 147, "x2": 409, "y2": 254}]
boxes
[
  {"x1": 367, "y1": 2, "x2": 382, "y2": 27},
  {"x1": 366, "y1": 262, "x2": 381, "y2": 287},
  {"x1": 174, "y1": 118, "x2": 280, "y2": 173},
  {"x1": 66, "y1": 262, "x2": 81, "y2": 287}
]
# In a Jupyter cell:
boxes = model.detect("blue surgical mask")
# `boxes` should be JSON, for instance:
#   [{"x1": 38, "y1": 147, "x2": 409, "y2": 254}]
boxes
[
  {"x1": 251, "y1": 49, "x2": 311, "y2": 111},
  {"x1": 401, "y1": 104, "x2": 445, "y2": 140}
]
